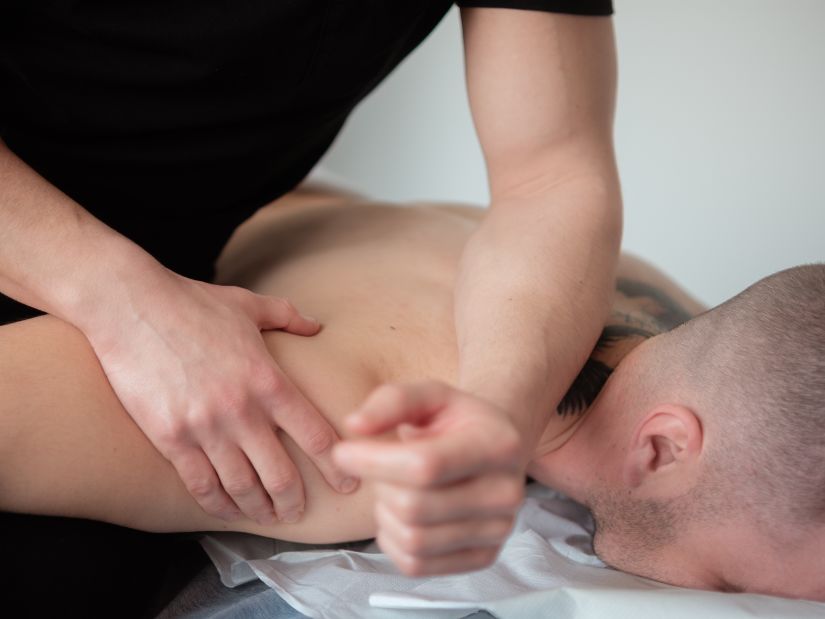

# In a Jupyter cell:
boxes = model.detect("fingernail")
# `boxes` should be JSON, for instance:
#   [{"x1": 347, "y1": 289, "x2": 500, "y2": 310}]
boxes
[
  {"x1": 281, "y1": 510, "x2": 302, "y2": 524},
  {"x1": 303, "y1": 315, "x2": 319, "y2": 325},
  {"x1": 256, "y1": 512, "x2": 277, "y2": 526},
  {"x1": 340, "y1": 477, "x2": 359, "y2": 493}
]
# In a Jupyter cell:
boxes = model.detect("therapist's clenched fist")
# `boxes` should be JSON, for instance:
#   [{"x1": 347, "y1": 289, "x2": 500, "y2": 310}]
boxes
[
  {"x1": 333, "y1": 380, "x2": 525, "y2": 576},
  {"x1": 85, "y1": 271, "x2": 357, "y2": 525}
]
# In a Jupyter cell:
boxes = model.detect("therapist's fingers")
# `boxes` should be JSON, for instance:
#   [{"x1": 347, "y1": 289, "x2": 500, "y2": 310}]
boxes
[
  {"x1": 334, "y1": 428, "x2": 520, "y2": 487},
  {"x1": 204, "y1": 441, "x2": 276, "y2": 525},
  {"x1": 244, "y1": 292, "x2": 322, "y2": 337},
  {"x1": 336, "y1": 381, "x2": 522, "y2": 487},
  {"x1": 375, "y1": 501, "x2": 514, "y2": 558},
  {"x1": 170, "y1": 447, "x2": 241, "y2": 521},
  {"x1": 376, "y1": 524, "x2": 501, "y2": 577},
  {"x1": 373, "y1": 474, "x2": 524, "y2": 526},
  {"x1": 345, "y1": 381, "x2": 450, "y2": 435},
  {"x1": 241, "y1": 424, "x2": 306, "y2": 523},
  {"x1": 269, "y1": 368, "x2": 359, "y2": 495}
]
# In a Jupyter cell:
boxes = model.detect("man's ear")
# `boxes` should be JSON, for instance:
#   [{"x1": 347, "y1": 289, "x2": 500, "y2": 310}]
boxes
[{"x1": 622, "y1": 405, "x2": 703, "y2": 492}]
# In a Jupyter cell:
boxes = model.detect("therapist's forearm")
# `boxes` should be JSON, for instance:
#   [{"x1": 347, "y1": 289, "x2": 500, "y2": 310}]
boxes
[
  {"x1": 454, "y1": 173, "x2": 621, "y2": 453},
  {"x1": 0, "y1": 139, "x2": 166, "y2": 328}
]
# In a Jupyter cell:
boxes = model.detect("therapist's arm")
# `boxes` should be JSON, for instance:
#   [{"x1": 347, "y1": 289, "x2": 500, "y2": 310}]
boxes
[
  {"x1": 0, "y1": 139, "x2": 353, "y2": 525},
  {"x1": 456, "y1": 8, "x2": 621, "y2": 448},
  {"x1": 335, "y1": 9, "x2": 621, "y2": 575}
]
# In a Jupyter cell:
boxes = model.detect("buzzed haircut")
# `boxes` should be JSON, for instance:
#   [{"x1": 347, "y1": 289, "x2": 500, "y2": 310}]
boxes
[{"x1": 669, "y1": 264, "x2": 825, "y2": 527}]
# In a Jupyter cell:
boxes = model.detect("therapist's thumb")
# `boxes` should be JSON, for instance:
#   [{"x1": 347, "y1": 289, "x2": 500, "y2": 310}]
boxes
[
  {"x1": 346, "y1": 381, "x2": 450, "y2": 436},
  {"x1": 253, "y1": 294, "x2": 321, "y2": 336}
]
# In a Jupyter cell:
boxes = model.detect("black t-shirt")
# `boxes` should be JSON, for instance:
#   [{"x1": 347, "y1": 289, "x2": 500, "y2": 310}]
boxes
[{"x1": 0, "y1": 0, "x2": 612, "y2": 321}]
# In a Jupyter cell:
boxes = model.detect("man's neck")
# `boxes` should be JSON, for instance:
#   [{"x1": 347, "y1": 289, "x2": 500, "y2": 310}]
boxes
[
  {"x1": 526, "y1": 272, "x2": 700, "y2": 502},
  {"x1": 526, "y1": 377, "x2": 621, "y2": 505},
  {"x1": 526, "y1": 420, "x2": 593, "y2": 504}
]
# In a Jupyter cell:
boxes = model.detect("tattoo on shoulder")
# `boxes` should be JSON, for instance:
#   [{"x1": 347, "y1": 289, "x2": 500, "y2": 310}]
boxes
[
  {"x1": 616, "y1": 277, "x2": 694, "y2": 331},
  {"x1": 556, "y1": 278, "x2": 694, "y2": 418}
]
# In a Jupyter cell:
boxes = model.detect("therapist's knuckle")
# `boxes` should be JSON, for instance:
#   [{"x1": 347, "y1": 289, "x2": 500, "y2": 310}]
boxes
[
  {"x1": 399, "y1": 553, "x2": 427, "y2": 577},
  {"x1": 492, "y1": 430, "x2": 521, "y2": 464},
  {"x1": 186, "y1": 409, "x2": 223, "y2": 436},
  {"x1": 394, "y1": 493, "x2": 425, "y2": 524},
  {"x1": 377, "y1": 533, "x2": 425, "y2": 577},
  {"x1": 185, "y1": 475, "x2": 219, "y2": 501},
  {"x1": 474, "y1": 547, "x2": 499, "y2": 570},
  {"x1": 409, "y1": 455, "x2": 441, "y2": 485},
  {"x1": 399, "y1": 527, "x2": 428, "y2": 555},
  {"x1": 265, "y1": 471, "x2": 297, "y2": 496},
  {"x1": 274, "y1": 297, "x2": 297, "y2": 316},
  {"x1": 156, "y1": 419, "x2": 188, "y2": 450},
  {"x1": 495, "y1": 483, "x2": 523, "y2": 512},
  {"x1": 221, "y1": 408, "x2": 253, "y2": 430},
  {"x1": 187, "y1": 408, "x2": 222, "y2": 441},
  {"x1": 216, "y1": 388, "x2": 253, "y2": 417},
  {"x1": 251, "y1": 365, "x2": 283, "y2": 396},
  {"x1": 303, "y1": 426, "x2": 335, "y2": 457},
  {"x1": 223, "y1": 474, "x2": 258, "y2": 497},
  {"x1": 488, "y1": 519, "x2": 513, "y2": 541}
]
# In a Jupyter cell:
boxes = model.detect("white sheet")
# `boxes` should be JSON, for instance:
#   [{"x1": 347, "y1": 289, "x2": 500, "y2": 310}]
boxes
[{"x1": 200, "y1": 486, "x2": 825, "y2": 619}]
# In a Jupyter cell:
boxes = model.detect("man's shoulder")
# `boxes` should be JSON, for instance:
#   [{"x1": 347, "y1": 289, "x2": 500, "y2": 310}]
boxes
[{"x1": 616, "y1": 254, "x2": 707, "y2": 329}]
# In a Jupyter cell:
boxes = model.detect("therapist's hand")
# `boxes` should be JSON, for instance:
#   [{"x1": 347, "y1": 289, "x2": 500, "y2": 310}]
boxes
[
  {"x1": 333, "y1": 380, "x2": 525, "y2": 576},
  {"x1": 85, "y1": 271, "x2": 357, "y2": 525}
]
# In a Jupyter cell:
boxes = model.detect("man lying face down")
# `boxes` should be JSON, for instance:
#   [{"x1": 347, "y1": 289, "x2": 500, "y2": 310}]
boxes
[
  {"x1": 529, "y1": 264, "x2": 825, "y2": 600},
  {"x1": 0, "y1": 192, "x2": 821, "y2": 604}
]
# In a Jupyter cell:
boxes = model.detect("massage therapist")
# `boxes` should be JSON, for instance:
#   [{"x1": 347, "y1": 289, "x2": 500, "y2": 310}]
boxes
[{"x1": 0, "y1": 1, "x2": 620, "y2": 613}]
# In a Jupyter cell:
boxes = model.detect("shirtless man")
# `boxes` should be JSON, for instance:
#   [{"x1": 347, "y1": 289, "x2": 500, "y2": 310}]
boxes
[{"x1": 0, "y1": 187, "x2": 822, "y2": 601}]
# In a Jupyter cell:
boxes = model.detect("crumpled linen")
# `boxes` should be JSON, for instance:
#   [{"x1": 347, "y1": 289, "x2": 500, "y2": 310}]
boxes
[{"x1": 200, "y1": 486, "x2": 825, "y2": 619}]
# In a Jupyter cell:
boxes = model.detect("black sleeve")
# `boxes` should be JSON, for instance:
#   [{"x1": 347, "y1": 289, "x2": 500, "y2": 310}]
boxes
[{"x1": 455, "y1": 0, "x2": 613, "y2": 16}]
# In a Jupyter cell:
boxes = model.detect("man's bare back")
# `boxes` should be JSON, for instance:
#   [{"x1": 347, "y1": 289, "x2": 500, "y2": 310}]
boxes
[{"x1": 219, "y1": 185, "x2": 704, "y2": 437}]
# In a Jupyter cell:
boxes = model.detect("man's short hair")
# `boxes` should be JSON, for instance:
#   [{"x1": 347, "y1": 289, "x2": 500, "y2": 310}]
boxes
[{"x1": 669, "y1": 264, "x2": 825, "y2": 528}]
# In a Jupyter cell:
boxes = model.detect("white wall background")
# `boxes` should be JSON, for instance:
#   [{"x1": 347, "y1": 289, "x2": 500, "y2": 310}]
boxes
[{"x1": 317, "y1": 0, "x2": 825, "y2": 307}]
